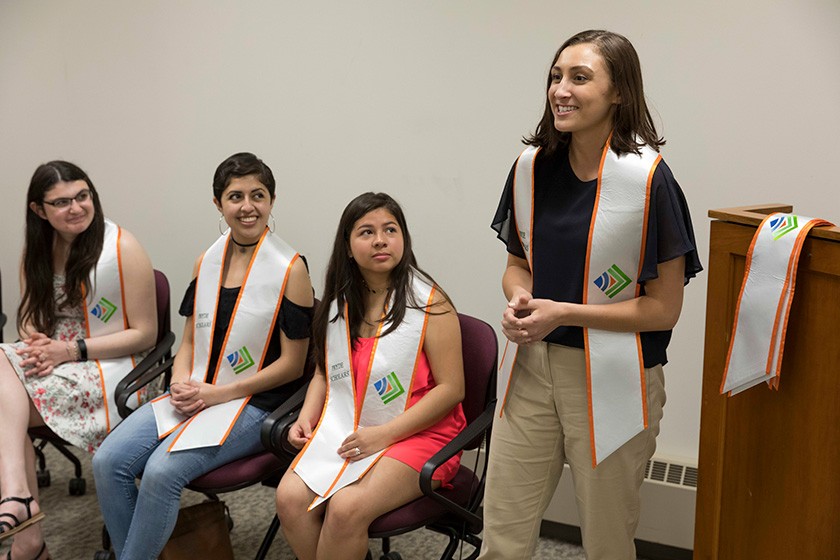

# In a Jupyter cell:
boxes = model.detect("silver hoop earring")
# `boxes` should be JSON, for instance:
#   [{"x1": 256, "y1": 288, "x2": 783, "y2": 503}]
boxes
[
  {"x1": 218, "y1": 215, "x2": 229, "y2": 235},
  {"x1": 269, "y1": 214, "x2": 276, "y2": 233}
]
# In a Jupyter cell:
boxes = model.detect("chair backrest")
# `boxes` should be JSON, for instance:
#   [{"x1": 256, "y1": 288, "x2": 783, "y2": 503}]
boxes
[
  {"x1": 457, "y1": 312, "x2": 498, "y2": 450},
  {"x1": 153, "y1": 269, "x2": 171, "y2": 346}
]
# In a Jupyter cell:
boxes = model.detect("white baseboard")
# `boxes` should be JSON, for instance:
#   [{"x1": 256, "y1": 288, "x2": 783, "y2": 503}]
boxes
[{"x1": 467, "y1": 449, "x2": 696, "y2": 550}]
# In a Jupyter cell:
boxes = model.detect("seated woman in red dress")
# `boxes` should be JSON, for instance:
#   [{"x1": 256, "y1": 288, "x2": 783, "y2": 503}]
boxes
[{"x1": 276, "y1": 192, "x2": 466, "y2": 560}]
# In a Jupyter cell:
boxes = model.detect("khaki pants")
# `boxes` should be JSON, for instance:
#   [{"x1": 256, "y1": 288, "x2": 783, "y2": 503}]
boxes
[{"x1": 478, "y1": 343, "x2": 666, "y2": 560}]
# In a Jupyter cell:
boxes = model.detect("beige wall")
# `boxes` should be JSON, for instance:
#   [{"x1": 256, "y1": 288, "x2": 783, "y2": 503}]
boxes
[{"x1": 2, "y1": 0, "x2": 838, "y2": 463}]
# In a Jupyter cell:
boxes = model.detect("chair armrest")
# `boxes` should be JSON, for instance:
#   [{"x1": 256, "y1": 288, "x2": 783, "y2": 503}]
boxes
[
  {"x1": 417, "y1": 400, "x2": 496, "y2": 527},
  {"x1": 260, "y1": 382, "x2": 309, "y2": 459},
  {"x1": 114, "y1": 331, "x2": 176, "y2": 418}
]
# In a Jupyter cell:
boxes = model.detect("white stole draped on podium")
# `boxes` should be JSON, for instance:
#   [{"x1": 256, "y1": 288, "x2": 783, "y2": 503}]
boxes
[
  {"x1": 720, "y1": 213, "x2": 833, "y2": 395},
  {"x1": 497, "y1": 137, "x2": 661, "y2": 466}
]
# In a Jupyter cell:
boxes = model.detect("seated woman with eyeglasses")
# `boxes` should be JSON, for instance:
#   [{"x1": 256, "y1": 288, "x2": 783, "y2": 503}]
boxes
[
  {"x1": 93, "y1": 152, "x2": 314, "y2": 560},
  {"x1": 0, "y1": 161, "x2": 158, "y2": 559}
]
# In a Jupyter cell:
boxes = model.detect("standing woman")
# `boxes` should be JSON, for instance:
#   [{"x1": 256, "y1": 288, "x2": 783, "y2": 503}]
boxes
[
  {"x1": 480, "y1": 30, "x2": 702, "y2": 560},
  {"x1": 0, "y1": 162, "x2": 157, "y2": 559},
  {"x1": 276, "y1": 192, "x2": 465, "y2": 560},
  {"x1": 93, "y1": 153, "x2": 313, "y2": 560}
]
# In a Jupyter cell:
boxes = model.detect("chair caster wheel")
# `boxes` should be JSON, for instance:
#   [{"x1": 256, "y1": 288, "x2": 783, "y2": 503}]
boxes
[
  {"x1": 36, "y1": 469, "x2": 51, "y2": 488},
  {"x1": 69, "y1": 477, "x2": 87, "y2": 495}
]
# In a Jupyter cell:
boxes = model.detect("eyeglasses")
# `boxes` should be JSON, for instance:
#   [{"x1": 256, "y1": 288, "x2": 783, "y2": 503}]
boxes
[{"x1": 42, "y1": 189, "x2": 92, "y2": 210}]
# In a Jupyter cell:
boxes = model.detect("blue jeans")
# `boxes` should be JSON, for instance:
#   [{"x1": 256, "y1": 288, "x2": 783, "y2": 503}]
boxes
[{"x1": 93, "y1": 401, "x2": 270, "y2": 560}]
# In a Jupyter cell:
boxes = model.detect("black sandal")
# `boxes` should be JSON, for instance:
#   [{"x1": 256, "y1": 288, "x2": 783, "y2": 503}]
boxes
[
  {"x1": 0, "y1": 497, "x2": 45, "y2": 542},
  {"x1": 6, "y1": 542, "x2": 49, "y2": 560}
]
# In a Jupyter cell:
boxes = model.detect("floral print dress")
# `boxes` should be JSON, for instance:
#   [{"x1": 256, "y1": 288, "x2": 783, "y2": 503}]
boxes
[{"x1": 1, "y1": 276, "x2": 113, "y2": 453}]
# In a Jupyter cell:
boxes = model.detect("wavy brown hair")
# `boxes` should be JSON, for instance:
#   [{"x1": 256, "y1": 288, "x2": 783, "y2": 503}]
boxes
[
  {"x1": 18, "y1": 161, "x2": 105, "y2": 335},
  {"x1": 312, "y1": 192, "x2": 451, "y2": 371},
  {"x1": 525, "y1": 29, "x2": 665, "y2": 156}
]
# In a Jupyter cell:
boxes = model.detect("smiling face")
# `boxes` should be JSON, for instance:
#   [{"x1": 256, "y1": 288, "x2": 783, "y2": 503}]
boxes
[
  {"x1": 348, "y1": 207, "x2": 405, "y2": 281},
  {"x1": 548, "y1": 42, "x2": 620, "y2": 140},
  {"x1": 214, "y1": 174, "x2": 274, "y2": 244},
  {"x1": 30, "y1": 180, "x2": 96, "y2": 241}
]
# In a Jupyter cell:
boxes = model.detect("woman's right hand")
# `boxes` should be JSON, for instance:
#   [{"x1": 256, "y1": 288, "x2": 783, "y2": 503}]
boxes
[{"x1": 288, "y1": 418, "x2": 313, "y2": 450}]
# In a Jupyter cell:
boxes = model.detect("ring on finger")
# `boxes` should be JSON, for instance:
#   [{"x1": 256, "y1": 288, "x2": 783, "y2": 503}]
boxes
[{"x1": 354, "y1": 447, "x2": 361, "y2": 456}]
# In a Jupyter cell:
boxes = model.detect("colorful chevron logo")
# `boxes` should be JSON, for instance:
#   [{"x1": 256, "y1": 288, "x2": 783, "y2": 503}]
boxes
[
  {"x1": 374, "y1": 371, "x2": 405, "y2": 405},
  {"x1": 90, "y1": 297, "x2": 117, "y2": 323},
  {"x1": 593, "y1": 264, "x2": 632, "y2": 299},
  {"x1": 227, "y1": 346, "x2": 255, "y2": 374},
  {"x1": 769, "y1": 214, "x2": 798, "y2": 240}
]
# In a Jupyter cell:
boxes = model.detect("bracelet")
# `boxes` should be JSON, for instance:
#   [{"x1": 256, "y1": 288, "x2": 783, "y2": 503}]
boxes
[
  {"x1": 77, "y1": 338, "x2": 88, "y2": 361},
  {"x1": 65, "y1": 341, "x2": 75, "y2": 361}
]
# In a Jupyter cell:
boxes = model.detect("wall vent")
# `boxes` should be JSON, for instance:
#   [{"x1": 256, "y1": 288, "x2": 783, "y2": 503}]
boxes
[{"x1": 645, "y1": 457, "x2": 698, "y2": 489}]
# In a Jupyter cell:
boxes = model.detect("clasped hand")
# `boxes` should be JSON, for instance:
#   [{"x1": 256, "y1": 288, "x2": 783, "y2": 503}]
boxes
[
  {"x1": 17, "y1": 333, "x2": 67, "y2": 377},
  {"x1": 501, "y1": 291, "x2": 563, "y2": 345},
  {"x1": 169, "y1": 381, "x2": 223, "y2": 417}
]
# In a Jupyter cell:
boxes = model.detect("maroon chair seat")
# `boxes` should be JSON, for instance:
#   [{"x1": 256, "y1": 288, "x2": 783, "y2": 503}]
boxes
[
  {"x1": 187, "y1": 451, "x2": 287, "y2": 493},
  {"x1": 368, "y1": 466, "x2": 479, "y2": 535}
]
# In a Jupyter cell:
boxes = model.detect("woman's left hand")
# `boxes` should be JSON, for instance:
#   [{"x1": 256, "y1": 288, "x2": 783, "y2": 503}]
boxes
[
  {"x1": 338, "y1": 426, "x2": 393, "y2": 462},
  {"x1": 17, "y1": 333, "x2": 72, "y2": 377}
]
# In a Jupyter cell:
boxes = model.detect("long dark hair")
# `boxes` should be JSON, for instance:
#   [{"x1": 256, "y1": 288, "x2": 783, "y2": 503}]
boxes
[
  {"x1": 525, "y1": 29, "x2": 665, "y2": 156},
  {"x1": 18, "y1": 161, "x2": 105, "y2": 335},
  {"x1": 312, "y1": 192, "x2": 451, "y2": 370}
]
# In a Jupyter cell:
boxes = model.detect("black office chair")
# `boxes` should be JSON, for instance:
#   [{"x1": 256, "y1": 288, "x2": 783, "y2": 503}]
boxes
[
  {"x1": 29, "y1": 269, "x2": 175, "y2": 495},
  {"x1": 262, "y1": 312, "x2": 499, "y2": 560}
]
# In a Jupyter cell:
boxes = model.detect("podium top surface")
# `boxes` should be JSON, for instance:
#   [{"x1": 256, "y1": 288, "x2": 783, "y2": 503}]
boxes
[{"x1": 709, "y1": 204, "x2": 840, "y2": 242}]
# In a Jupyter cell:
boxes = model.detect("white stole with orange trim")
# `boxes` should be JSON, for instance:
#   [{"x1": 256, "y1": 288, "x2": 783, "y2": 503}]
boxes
[
  {"x1": 721, "y1": 213, "x2": 832, "y2": 395},
  {"x1": 292, "y1": 274, "x2": 434, "y2": 509},
  {"x1": 497, "y1": 139, "x2": 660, "y2": 466},
  {"x1": 151, "y1": 229, "x2": 298, "y2": 452},
  {"x1": 84, "y1": 219, "x2": 139, "y2": 433}
]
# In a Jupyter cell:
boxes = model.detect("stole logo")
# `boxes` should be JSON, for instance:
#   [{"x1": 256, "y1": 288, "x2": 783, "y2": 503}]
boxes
[
  {"x1": 769, "y1": 214, "x2": 798, "y2": 240},
  {"x1": 374, "y1": 371, "x2": 405, "y2": 405},
  {"x1": 90, "y1": 297, "x2": 117, "y2": 323},
  {"x1": 227, "y1": 346, "x2": 255, "y2": 374},
  {"x1": 593, "y1": 264, "x2": 631, "y2": 299}
]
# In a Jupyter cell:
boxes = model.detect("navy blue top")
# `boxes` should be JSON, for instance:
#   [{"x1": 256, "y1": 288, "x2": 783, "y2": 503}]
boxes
[{"x1": 491, "y1": 146, "x2": 703, "y2": 367}]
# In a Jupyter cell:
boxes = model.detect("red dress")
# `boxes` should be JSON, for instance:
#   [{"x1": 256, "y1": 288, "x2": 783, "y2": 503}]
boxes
[{"x1": 352, "y1": 337, "x2": 466, "y2": 484}]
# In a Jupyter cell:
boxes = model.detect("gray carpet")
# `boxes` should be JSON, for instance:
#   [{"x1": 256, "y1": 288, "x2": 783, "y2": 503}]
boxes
[{"x1": 0, "y1": 445, "x2": 588, "y2": 559}]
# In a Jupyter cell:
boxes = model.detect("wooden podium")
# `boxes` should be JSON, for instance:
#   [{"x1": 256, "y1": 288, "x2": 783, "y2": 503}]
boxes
[{"x1": 694, "y1": 205, "x2": 840, "y2": 559}]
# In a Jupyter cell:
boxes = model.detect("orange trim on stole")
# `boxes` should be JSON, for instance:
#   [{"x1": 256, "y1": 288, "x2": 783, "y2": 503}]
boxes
[
  {"x1": 765, "y1": 222, "x2": 803, "y2": 375},
  {"x1": 772, "y1": 220, "x2": 832, "y2": 380},
  {"x1": 719, "y1": 213, "x2": 774, "y2": 394},
  {"x1": 584, "y1": 137, "x2": 611, "y2": 467},
  {"x1": 497, "y1": 342, "x2": 518, "y2": 418},
  {"x1": 633, "y1": 155, "x2": 660, "y2": 430},
  {"x1": 209, "y1": 232, "x2": 264, "y2": 385},
  {"x1": 290, "y1": 302, "x2": 350, "y2": 471},
  {"x1": 290, "y1": 305, "x2": 348, "y2": 470}
]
